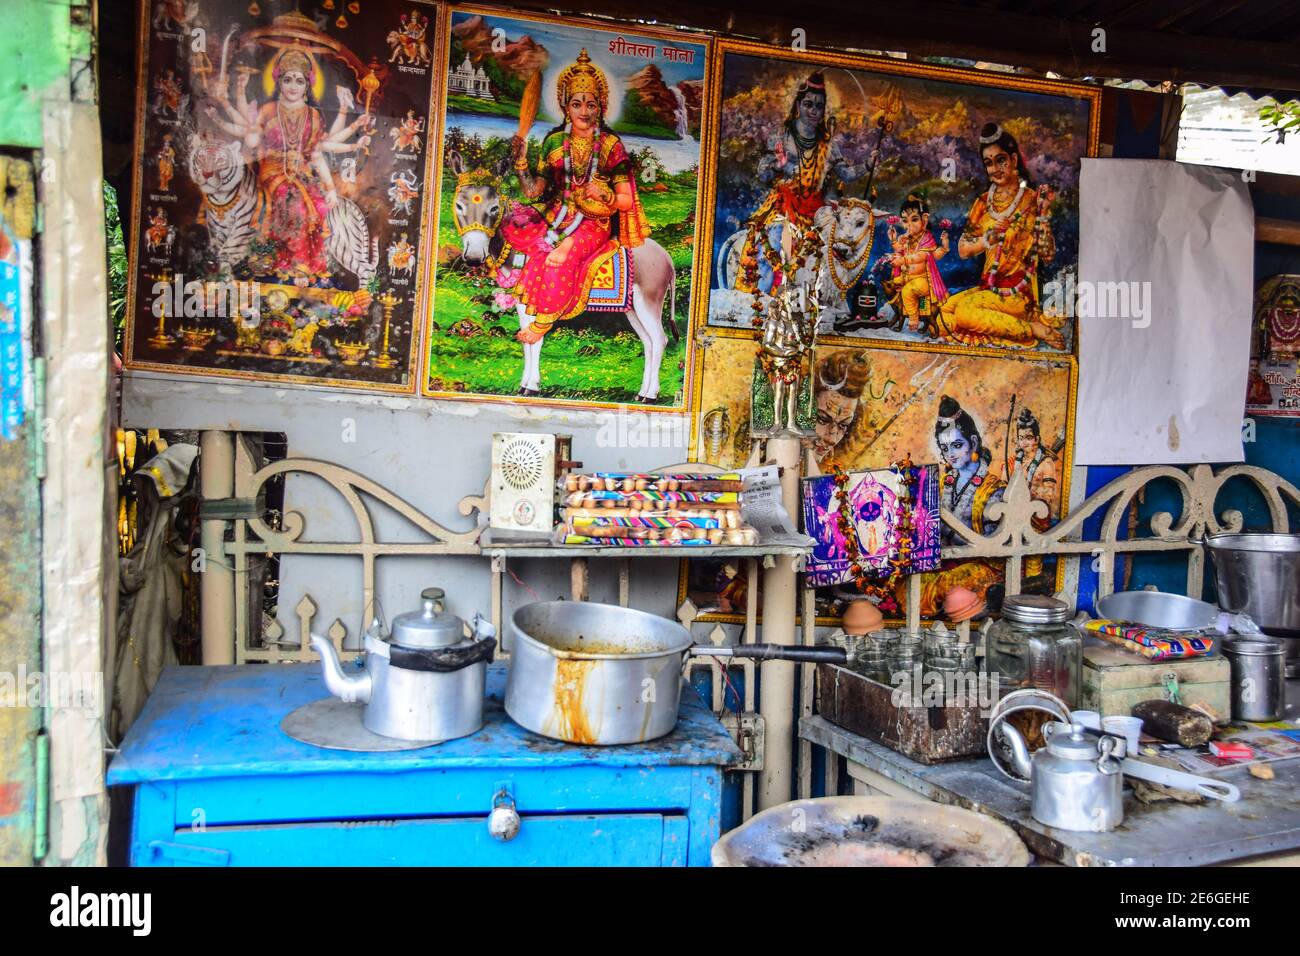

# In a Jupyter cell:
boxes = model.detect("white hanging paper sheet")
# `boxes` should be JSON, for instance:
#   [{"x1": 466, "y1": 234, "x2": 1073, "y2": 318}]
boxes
[{"x1": 1076, "y1": 159, "x2": 1253, "y2": 464}]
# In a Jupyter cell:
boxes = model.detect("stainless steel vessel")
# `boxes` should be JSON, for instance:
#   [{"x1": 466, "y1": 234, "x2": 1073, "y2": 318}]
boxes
[
  {"x1": 1095, "y1": 590, "x2": 1220, "y2": 631},
  {"x1": 506, "y1": 601, "x2": 844, "y2": 745},
  {"x1": 998, "y1": 720, "x2": 1125, "y2": 832},
  {"x1": 997, "y1": 720, "x2": 1240, "y2": 822},
  {"x1": 1222, "y1": 637, "x2": 1287, "y2": 722},
  {"x1": 997, "y1": 717, "x2": 1239, "y2": 823},
  {"x1": 312, "y1": 587, "x2": 496, "y2": 742},
  {"x1": 1205, "y1": 533, "x2": 1300, "y2": 652}
]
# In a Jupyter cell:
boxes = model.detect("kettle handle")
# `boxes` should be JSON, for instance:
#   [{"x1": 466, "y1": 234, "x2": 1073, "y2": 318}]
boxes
[
  {"x1": 1042, "y1": 720, "x2": 1075, "y2": 742},
  {"x1": 1097, "y1": 734, "x2": 1122, "y2": 775},
  {"x1": 471, "y1": 613, "x2": 497, "y2": 643}
]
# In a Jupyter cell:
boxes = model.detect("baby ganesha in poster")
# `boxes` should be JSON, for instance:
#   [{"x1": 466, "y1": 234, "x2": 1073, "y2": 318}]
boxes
[
  {"x1": 428, "y1": 10, "x2": 709, "y2": 407},
  {"x1": 707, "y1": 45, "x2": 1096, "y2": 355}
]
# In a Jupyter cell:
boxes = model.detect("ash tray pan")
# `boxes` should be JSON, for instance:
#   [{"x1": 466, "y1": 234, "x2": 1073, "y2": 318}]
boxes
[{"x1": 712, "y1": 796, "x2": 1029, "y2": 867}]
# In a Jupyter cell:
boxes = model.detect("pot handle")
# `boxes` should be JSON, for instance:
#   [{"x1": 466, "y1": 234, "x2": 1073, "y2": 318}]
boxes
[
  {"x1": 471, "y1": 613, "x2": 497, "y2": 644},
  {"x1": 693, "y1": 644, "x2": 847, "y2": 664}
]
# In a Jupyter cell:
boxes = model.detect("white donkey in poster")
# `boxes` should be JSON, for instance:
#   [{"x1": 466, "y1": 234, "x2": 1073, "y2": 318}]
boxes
[{"x1": 446, "y1": 151, "x2": 678, "y2": 402}]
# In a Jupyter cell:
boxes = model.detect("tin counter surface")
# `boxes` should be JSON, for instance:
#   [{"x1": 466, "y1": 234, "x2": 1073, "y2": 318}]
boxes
[{"x1": 802, "y1": 685, "x2": 1300, "y2": 866}]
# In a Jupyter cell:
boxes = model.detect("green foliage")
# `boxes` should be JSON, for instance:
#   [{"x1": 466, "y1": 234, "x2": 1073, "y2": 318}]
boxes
[
  {"x1": 104, "y1": 181, "x2": 128, "y2": 351},
  {"x1": 610, "y1": 99, "x2": 679, "y2": 140},
  {"x1": 428, "y1": 271, "x2": 687, "y2": 402},
  {"x1": 441, "y1": 129, "x2": 516, "y2": 187},
  {"x1": 609, "y1": 119, "x2": 681, "y2": 140},
  {"x1": 445, "y1": 94, "x2": 521, "y2": 119},
  {"x1": 620, "y1": 89, "x2": 667, "y2": 134},
  {"x1": 1260, "y1": 99, "x2": 1300, "y2": 143},
  {"x1": 448, "y1": 32, "x2": 524, "y2": 110},
  {"x1": 482, "y1": 56, "x2": 525, "y2": 104}
]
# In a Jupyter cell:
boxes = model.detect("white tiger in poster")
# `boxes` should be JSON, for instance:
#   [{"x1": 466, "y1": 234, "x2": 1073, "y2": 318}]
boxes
[{"x1": 187, "y1": 135, "x2": 379, "y2": 283}]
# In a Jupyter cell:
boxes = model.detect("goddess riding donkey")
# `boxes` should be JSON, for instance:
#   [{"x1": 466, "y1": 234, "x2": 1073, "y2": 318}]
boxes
[
  {"x1": 512, "y1": 51, "x2": 679, "y2": 400},
  {"x1": 446, "y1": 53, "x2": 678, "y2": 402}
]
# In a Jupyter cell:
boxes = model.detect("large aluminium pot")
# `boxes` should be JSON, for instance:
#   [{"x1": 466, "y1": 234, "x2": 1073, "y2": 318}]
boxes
[
  {"x1": 506, "y1": 601, "x2": 844, "y2": 745},
  {"x1": 1204, "y1": 533, "x2": 1300, "y2": 638}
]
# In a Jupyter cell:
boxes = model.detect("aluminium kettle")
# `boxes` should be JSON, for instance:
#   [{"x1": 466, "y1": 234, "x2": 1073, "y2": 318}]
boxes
[
  {"x1": 312, "y1": 587, "x2": 496, "y2": 742},
  {"x1": 997, "y1": 720, "x2": 1125, "y2": 833}
]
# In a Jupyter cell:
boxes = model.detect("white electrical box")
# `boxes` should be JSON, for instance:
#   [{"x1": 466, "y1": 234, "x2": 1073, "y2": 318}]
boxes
[{"x1": 489, "y1": 432, "x2": 556, "y2": 536}]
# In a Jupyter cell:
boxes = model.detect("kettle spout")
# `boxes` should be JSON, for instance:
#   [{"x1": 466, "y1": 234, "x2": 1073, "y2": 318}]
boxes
[
  {"x1": 997, "y1": 722, "x2": 1034, "y2": 779},
  {"x1": 311, "y1": 633, "x2": 371, "y2": 704}
]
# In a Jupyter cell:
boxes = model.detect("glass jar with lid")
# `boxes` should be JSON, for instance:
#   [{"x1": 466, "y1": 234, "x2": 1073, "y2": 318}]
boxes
[{"x1": 984, "y1": 595, "x2": 1081, "y2": 707}]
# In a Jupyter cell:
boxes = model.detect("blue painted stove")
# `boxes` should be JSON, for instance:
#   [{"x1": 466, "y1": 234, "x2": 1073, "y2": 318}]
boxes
[{"x1": 107, "y1": 663, "x2": 740, "y2": 867}]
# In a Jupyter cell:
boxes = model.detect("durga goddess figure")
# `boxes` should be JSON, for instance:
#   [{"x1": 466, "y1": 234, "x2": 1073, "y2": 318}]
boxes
[
  {"x1": 504, "y1": 49, "x2": 652, "y2": 343},
  {"x1": 206, "y1": 45, "x2": 374, "y2": 285}
]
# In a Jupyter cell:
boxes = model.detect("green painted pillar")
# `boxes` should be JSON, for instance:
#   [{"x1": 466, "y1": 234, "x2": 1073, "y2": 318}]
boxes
[
  {"x1": 0, "y1": 0, "x2": 96, "y2": 866},
  {"x1": 0, "y1": 336, "x2": 43, "y2": 867},
  {"x1": 0, "y1": 1, "x2": 89, "y2": 149}
]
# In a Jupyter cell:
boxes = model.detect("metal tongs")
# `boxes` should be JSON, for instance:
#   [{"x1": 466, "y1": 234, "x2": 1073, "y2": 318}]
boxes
[
  {"x1": 1119, "y1": 756, "x2": 1241, "y2": 802},
  {"x1": 1077, "y1": 727, "x2": 1241, "y2": 802}
]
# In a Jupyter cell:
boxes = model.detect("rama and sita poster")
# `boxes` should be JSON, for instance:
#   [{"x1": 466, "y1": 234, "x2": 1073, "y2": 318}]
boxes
[{"x1": 122, "y1": 3, "x2": 1097, "y2": 620}]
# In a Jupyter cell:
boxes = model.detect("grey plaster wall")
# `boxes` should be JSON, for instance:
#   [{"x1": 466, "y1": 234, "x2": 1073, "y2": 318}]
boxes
[{"x1": 121, "y1": 370, "x2": 708, "y2": 648}]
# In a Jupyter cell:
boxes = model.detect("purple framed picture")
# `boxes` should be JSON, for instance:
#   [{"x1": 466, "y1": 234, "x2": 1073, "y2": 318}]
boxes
[{"x1": 802, "y1": 464, "x2": 940, "y2": 589}]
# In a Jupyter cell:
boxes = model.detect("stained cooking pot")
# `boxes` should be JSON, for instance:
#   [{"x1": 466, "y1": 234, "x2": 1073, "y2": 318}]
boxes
[{"x1": 506, "y1": 601, "x2": 844, "y2": 745}]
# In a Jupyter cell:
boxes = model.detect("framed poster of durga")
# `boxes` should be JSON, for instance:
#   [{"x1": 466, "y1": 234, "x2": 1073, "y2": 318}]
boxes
[
  {"x1": 423, "y1": 6, "x2": 711, "y2": 408},
  {"x1": 701, "y1": 39, "x2": 1100, "y2": 357},
  {"x1": 123, "y1": 0, "x2": 441, "y2": 391}
]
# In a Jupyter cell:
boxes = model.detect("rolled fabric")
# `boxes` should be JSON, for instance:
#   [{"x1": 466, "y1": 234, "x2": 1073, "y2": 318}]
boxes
[
  {"x1": 1083, "y1": 619, "x2": 1214, "y2": 660},
  {"x1": 570, "y1": 515, "x2": 722, "y2": 529}
]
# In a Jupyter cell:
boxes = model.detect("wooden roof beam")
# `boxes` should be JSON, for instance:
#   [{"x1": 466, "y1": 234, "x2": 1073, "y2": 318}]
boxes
[{"x1": 482, "y1": 0, "x2": 1300, "y2": 95}]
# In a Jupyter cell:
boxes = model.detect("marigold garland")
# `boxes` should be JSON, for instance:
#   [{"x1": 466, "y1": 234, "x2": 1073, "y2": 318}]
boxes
[
  {"x1": 741, "y1": 220, "x2": 824, "y2": 327},
  {"x1": 831, "y1": 454, "x2": 917, "y2": 605}
]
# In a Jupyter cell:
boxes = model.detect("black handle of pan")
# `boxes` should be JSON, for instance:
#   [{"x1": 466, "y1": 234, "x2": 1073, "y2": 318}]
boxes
[{"x1": 690, "y1": 643, "x2": 847, "y2": 664}]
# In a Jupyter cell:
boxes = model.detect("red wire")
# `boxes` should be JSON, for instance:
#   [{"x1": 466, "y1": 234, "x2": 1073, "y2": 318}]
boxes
[
  {"x1": 709, "y1": 656, "x2": 743, "y2": 714},
  {"x1": 506, "y1": 564, "x2": 543, "y2": 603}
]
